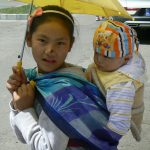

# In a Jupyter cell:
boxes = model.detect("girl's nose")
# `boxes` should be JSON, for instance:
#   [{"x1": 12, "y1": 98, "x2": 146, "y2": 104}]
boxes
[{"x1": 45, "y1": 44, "x2": 54, "y2": 54}]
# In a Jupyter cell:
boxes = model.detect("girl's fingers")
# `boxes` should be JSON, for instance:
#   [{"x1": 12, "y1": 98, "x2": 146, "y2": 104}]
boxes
[
  {"x1": 7, "y1": 65, "x2": 28, "y2": 95},
  {"x1": 13, "y1": 85, "x2": 35, "y2": 111},
  {"x1": 27, "y1": 83, "x2": 35, "y2": 95},
  {"x1": 6, "y1": 82, "x2": 17, "y2": 90},
  {"x1": 12, "y1": 91, "x2": 19, "y2": 110},
  {"x1": 20, "y1": 84, "x2": 34, "y2": 95},
  {"x1": 6, "y1": 75, "x2": 22, "y2": 94},
  {"x1": 17, "y1": 87, "x2": 23, "y2": 95},
  {"x1": 21, "y1": 69, "x2": 28, "y2": 83},
  {"x1": 12, "y1": 66, "x2": 27, "y2": 83},
  {"x1": 7, "y1": 77, "x2": 22, "y2": 86},
  {"x1": 18, "y1": 84, "x2": 35, "y2": 98},
  {"x1": 13, "y1": 91, "x2": 20, "y2": 101},
  {"x1": 12, "y1": 66, "x2": 19, "y2": 74},
  {"x1": 9, "y1": 74, "x2": 22, "y2": 82},
  {"x1": 6, "y1": 82, "x2": 18, "y2": 94},
  {"x1": 18, "y1": 84, "x2": 27, "y2": 95},
  {"x1": 15, "y1": 65, "x2": 27, "y2": 83}
]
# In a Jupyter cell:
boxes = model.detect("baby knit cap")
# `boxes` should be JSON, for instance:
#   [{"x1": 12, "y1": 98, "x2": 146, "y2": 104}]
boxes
[{"x1": 93, "y1": 20, "x2": 139, "y2": 58}]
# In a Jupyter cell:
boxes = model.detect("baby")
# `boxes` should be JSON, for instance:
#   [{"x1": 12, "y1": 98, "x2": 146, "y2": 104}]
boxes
[{"x1": 87, "y1": 20, "x2": 145, "y2": 141}]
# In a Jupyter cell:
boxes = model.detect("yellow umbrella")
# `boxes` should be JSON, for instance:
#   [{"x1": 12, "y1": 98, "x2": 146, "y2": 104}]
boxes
[
  {"x1": 15, "y1": 0, "x2": 132, "y2": 73},
  {"x1": 15, "y1": 0, "x2": 132, "y2": 19}
]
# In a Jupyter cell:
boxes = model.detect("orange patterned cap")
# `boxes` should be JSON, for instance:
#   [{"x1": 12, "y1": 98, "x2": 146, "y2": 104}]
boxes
[{"x1": 93, "y1": 20, "x2": 139, "y2": 58}]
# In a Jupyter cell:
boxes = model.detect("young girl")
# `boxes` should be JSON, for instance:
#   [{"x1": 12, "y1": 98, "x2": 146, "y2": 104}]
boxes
[{"x1": 6, "y1": 5, "x2": 122, "y2": 150}]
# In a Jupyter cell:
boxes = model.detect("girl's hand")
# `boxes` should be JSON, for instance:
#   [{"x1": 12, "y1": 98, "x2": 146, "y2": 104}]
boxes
[
  {"x1": 12, "y1": 83, "x2": 35, "y2": 111},
  {"x1": 6, "y1": 66, "x2": 27, "y2": 95}
]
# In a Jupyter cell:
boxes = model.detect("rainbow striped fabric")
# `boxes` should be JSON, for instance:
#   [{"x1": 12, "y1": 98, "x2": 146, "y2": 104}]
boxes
[{"x1": 93, "y1": 20, "x2": 138, "y2": 58}]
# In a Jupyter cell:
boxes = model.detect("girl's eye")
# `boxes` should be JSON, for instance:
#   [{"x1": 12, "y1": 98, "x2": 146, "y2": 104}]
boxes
[
  {"x1": 57, "y1": 41, "x2": 65, "y2": 45},
  {"x1": 38, "y1": 38, "x2": 46, "y2": 43}
]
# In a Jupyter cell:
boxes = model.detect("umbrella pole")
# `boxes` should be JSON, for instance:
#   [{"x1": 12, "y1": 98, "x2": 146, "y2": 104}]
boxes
[{"x1": 17, "y1": 0, "x2": 34, "y2": 73}]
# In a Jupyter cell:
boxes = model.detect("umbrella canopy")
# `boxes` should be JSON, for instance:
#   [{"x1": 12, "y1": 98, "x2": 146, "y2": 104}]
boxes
[
  {"x1": 15, "y1": 0, "x2": 132, "y2": 19},
  {"x1": 15, "y1": 0, "x2": 132, "y2": 73}
]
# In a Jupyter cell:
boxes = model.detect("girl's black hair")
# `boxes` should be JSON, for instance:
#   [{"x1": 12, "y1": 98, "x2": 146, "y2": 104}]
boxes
[{"x1": 29, "y1": 5, "x2": 74, "y2": 39}]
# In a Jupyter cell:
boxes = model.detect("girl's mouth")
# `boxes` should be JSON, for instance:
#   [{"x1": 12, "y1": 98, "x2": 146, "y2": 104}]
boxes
[{"x1": 43, "y1": 58, "x2": 56, "y2": 64}]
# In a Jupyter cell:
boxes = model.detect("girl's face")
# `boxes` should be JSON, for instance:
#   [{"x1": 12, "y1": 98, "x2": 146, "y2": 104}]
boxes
[
  {"x1": 94, "y1": 53, "x2": 126, "y2": 72},
  {"x1": 27, "y1": 20, "x2": 72, "y2": 73}
]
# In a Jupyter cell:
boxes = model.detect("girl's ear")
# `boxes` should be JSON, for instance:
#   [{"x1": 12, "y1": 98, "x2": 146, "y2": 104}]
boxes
[
  {"x1": 69, "y1": 36, "x2": 75, "y2": 52},
  {"x1": 26, "y1": 32, "x2": 32, "y2": 47}
]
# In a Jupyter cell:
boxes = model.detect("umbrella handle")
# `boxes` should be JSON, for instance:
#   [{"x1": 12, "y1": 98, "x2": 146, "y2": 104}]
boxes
[
  {"x1": 17, "y1": 61, "x2": 36, "y2": 88},
  {"x1": 17, "y1": 61, "x2": 22, "y2": 75}
]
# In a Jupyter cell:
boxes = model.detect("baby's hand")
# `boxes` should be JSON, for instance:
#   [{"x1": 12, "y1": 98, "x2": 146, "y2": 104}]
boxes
[
  {"x1": 12, "y1": 83, "x2": 35, "y2": 111},
  {"x1": 6, "y1": 66, "x2": 27, "y2": 94}
]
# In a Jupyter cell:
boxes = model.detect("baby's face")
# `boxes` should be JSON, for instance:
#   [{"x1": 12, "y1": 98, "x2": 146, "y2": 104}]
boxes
[{"x1": 94, "y1": 53, "x2": 125, "y2": 72}]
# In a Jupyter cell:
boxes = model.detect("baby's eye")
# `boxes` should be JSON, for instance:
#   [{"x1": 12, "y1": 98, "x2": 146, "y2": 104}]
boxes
[
  {"x1": 104, "y1": 55, "x2": 111, "y2": 59},
  {"x1": 104, "y1": 55, "x2": 108, "y2": 58}
]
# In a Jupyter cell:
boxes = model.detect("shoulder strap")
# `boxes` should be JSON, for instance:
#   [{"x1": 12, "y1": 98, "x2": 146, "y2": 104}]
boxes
[{"x1": 91, "y1": 67, "x2": 106, "y2": 97}]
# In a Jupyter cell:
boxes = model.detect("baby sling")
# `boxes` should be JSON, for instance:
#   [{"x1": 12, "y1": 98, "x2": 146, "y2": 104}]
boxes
[{"x1": 25, "y1": 66, "x2": 122, "y2": 150}]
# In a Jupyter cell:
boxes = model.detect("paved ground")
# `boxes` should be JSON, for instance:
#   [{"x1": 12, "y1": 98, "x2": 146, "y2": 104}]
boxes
[
  {"x1": 0, "y1": 15, "x2": 150, "y2": 149},
  {"x1": 0, "y1": 0, "x2": 23, "y2": 9}
]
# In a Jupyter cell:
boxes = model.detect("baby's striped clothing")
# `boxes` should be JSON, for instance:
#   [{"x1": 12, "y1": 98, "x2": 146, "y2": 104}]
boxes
[
  {"x1": 106, "y1": 81, "x2": 135, "y2": 135},
  {"x1": 88, "y1": 52, "x2": 145, "y2": 136}
]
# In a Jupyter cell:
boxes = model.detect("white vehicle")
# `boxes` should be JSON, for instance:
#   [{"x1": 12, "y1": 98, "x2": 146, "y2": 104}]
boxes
[
  {"x1": 119, "y1": 0, "x2": 150, "y2": 15},
  {"x1": 96, "y1": 0, "x2": 150, "y2": 29},
  {"x1": 118, "y1": 0, "x2": 150, "y2": 28}
]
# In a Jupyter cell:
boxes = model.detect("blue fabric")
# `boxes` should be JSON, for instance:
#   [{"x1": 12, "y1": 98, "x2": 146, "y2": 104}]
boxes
[{"x1": 25, "y1": 67, "x2": 122, "y2": 150}]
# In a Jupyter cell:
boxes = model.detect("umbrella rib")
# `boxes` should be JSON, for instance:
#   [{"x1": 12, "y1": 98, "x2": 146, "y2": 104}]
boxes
[
  {"x1": 60, "y1": 0, "x2": 63, "y2": 7},
  {"x1": 19, "y1": 0, "x2": 34, "y2": 61},
  {"x1": 102, "y1": 6, "x2": 109, "y2": 18}
]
